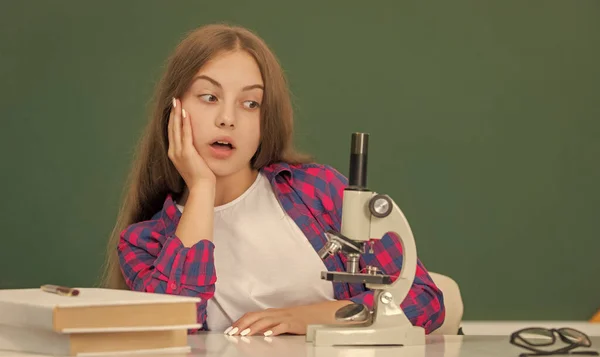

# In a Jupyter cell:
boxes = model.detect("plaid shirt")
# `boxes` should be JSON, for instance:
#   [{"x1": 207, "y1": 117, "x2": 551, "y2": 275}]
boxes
[{"x1": 118, "y1": 162, "x2": 445, "y2": 333}]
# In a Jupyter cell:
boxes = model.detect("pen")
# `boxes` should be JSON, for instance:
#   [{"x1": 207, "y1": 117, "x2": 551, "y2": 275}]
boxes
[{"x1": 40, "y1": 284, "x2": 80, "y2": 296}]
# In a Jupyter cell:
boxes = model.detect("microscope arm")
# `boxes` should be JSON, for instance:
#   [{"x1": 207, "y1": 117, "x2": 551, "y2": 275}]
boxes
[{"x1": 366, "y1": 194, "x2": 418, "y2": 300}]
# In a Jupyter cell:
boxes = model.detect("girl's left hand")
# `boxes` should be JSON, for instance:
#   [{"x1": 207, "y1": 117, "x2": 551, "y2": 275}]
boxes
[
  {"x1": 226, "y1": 307, "x2": 304, "y2": 337},
  {"x1": 224, "y1": 300, "x2": 355, "y2": 337}
]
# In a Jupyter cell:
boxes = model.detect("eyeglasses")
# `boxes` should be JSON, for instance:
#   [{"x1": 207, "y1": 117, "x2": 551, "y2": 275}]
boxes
[{"x1": 510, "y1": 327, "x2": 599, "y2": 357}]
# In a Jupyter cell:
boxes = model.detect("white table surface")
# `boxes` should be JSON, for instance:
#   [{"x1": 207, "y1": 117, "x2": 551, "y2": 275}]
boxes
[
  {"x1": 2, "y1": 332, "x2": 598, "y2": 357},
  {"x1": 2, "y1": 322, "x2": 600, "y2": 357},
  {"x1": 185, "y1": 333, "x2": 599, "y2": 357}
]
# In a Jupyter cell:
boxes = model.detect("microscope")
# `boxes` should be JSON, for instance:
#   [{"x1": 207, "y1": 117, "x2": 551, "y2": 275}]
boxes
[{"x1": 306, "y1": 132, "x2": 426, "y2": 347}]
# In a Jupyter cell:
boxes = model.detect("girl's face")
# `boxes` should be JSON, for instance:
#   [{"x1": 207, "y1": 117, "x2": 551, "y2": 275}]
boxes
[{"x1": 180, "y1": 50, "x2": 263, "y2": 178}]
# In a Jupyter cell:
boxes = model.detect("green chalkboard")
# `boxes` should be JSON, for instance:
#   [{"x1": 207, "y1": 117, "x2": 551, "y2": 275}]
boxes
[{"x1": 1, "y1": 1, "x2": 599, "y2": 321}]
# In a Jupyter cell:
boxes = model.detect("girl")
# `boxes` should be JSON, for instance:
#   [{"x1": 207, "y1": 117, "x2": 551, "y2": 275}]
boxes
[{"x1": 102, "y1": 23, "x2": 445, "y2": 337}]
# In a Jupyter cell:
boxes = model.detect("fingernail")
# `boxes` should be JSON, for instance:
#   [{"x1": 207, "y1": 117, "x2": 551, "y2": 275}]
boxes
[
  {"x1": 182, "y1": 108, "x2": 187, "y2": 118},
  {"x1": 172, "y1": 98, "x2": 177, "y2": 108},
  {"x1": 240, "y1": 328, "x2": 251, "y2": 336},
  {"x1": 228, "y1": 327, "x2": 239, "y2": 335},
  {"x1": 264, "y1": 330, "x2": 273, "y2": 337},
  {"x1": 224, "y1": 326, "x2": 233, "y2": 334}
]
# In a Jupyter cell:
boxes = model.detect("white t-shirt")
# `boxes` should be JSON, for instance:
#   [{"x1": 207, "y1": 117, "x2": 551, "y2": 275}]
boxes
[{"x1": 176, "y1": 172, "x2": 335, "y2": 331}]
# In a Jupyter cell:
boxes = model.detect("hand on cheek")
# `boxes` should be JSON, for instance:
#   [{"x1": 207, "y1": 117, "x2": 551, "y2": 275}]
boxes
[{"x1": 167, "y1": 98, "x2": 216, "y2": 188}]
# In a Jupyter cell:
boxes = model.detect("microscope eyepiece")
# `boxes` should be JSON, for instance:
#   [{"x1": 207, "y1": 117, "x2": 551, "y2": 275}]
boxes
[{"x1": 348, "y1": 132, "x2": 369, "y2": 190}]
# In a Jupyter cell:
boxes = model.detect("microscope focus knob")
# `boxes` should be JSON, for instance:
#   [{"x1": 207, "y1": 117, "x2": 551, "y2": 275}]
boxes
[
  {"x1": 318, "y1": 239, "x2": 342, "y2": 259},
  {"x1": 380, "y1": 292, "x2": 393, "y2": 304},
  {"x1": 369, "y1": 194, "x2": 393, "y2": 218}
]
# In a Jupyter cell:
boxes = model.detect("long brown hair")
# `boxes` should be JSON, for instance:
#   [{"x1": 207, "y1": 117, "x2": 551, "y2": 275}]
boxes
[{"x1": 101, "y1": 24, "x2": 311, "y2": 289}]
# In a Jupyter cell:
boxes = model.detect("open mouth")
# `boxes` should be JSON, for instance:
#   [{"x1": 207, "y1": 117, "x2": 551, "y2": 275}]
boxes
[{"x1": 211, "y1": 140, "x2": 234, "y2": 149}]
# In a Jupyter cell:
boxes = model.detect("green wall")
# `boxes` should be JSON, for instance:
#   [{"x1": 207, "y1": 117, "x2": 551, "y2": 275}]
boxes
[{"x1": 1, "y1": 1, "x2": 599, "y2": 321}]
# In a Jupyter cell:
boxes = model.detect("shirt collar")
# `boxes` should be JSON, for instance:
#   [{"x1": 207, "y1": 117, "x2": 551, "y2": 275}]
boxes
[
  {"x1": 160, "y1": 161, "x2": 293, "y2": 227},
  {"x1": 260, "y1": 161, "x2": 292, "y2": 181}
]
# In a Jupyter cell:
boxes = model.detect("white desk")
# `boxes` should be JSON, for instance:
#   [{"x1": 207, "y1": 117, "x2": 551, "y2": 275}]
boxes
[
  {"x1": 0, "y1": 332, "x2": 598, "y2": 356},
  {"x1": 187, "y1": 333, "x2": 600, "y2": 357}
]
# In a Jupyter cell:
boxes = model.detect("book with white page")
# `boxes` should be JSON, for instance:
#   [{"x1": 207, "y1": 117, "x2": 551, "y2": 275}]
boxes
[
  {"x1": 0, "y1": 288, "x2": 201, "y2": 333},
  {"x1": 0, "y1": 324, "x2": 192, "y2": 356}
]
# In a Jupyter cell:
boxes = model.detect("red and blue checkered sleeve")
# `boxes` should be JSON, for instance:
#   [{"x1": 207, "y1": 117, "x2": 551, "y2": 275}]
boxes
[
  {"x1": 321, "y1": 165, "x2": 445, "y2": 334},
  {"x1": 117, "y1": 219, "x2": 216, "y2": 330}
]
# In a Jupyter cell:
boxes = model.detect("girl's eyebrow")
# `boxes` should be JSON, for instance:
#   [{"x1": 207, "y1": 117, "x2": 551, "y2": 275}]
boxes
[{"x1": 192, "y1": 75, "x2": 264, "y2": 91}]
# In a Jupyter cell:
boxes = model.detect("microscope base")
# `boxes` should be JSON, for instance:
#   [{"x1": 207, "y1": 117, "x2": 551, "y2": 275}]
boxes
[{"x1": 306, "y1": 322, "x2": 425, "y2": 347}]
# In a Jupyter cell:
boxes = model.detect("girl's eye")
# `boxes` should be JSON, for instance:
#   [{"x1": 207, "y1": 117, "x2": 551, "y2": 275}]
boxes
[
  {"x1": 199, "y1": 94, "x2": 217, "y2": 102},
  {"x1": 243, "y1": 101, "x2": 260, "y2": 109}
]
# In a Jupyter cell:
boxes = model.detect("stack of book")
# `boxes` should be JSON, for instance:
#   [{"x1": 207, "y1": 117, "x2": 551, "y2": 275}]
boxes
[{"x1": 0, "y1": 286, "x2": 201, "y2": 356}]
